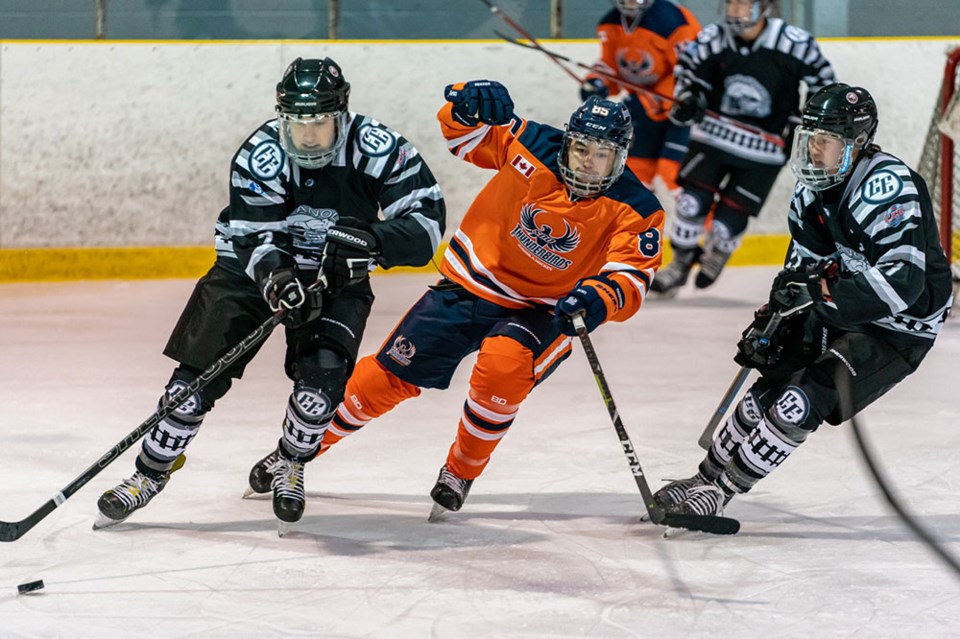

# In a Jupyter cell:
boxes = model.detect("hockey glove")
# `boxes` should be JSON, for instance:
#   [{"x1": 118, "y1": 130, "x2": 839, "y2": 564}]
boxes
[
  {"x1": 668, "y1": 91, "x2": 707, "y2": 126},
  {"x1": 262, "y1": 268, "x2": 306, "y2": 312},
  {"x1": 769, "y1": 260, "x2": 839, "y2": 313},
  {"x1": 579, "y1": 77, "x2": 609, "y2": 102},
  {"x1": 554, "y1": 276, "x2": 624, "y2": 336},
  {"x1": 444, "y1": 80, "x2": 514, "y2": 127},
  {"x1": 321, "y1": 217, "x2": 380, "y2": 294}
]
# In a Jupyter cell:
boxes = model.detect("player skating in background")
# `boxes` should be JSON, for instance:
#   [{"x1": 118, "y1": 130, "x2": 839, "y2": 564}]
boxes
[
  {"x1": 96, "y1": 57, "x2": 445, "y2": 532},
  {"x1": 651, "y1": 0, "x2": 835, "y2": 295},
  {"x1": 580, "y1": 0, "x2": 700, "y2": 192},
  {"x1": 247, "y1": 81, "x2": 666, "y2": 518},
  {"x1": 653, "y1": 84, "x2": 954, "y2": 519}
]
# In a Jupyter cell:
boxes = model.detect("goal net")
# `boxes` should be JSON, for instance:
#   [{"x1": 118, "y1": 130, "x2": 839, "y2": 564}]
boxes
[{"x1": 918, "y1": 46, "x2": 960, "y2": 295}]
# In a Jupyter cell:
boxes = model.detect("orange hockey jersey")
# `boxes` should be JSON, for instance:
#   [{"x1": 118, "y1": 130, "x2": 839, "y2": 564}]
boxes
[
  {"x1": 588, "y1": 2, "x2": 700, "y2": 121},
  {"x1": 437, "y1": 101, "x2": 665, "y2": 324}
]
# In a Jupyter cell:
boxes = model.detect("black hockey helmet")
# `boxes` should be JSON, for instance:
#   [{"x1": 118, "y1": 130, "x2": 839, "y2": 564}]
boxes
[
  {"x1": 275, "y1": 57, "x2": 351, "y2": 169},
  {"x1": 559, "y1": 96, "x2": 634, "y2": 198},
  {"x1": 276, "y1": 57, "x2": 350, "y2": 116},
  {"x1": 790, "y1": 83, "x2": 879, "y2": 190}
]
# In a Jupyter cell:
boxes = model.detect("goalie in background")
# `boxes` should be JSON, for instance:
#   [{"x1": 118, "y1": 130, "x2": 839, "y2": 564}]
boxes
[
  {"x1": 579, "y1": 0, "x2": 700, "y2": 192},
  {"x1": 651, "y1": 0, "x2": 836, "y2": 295},
  {"x1": 95, "y1": 57, "x2": 446, "y2": 532},
  {"x1": 248, "y1": 81, "x2": 665, "y2": 518},
  {"x1": 653, "y1": 83, "x2": 954, "y2": 519}
]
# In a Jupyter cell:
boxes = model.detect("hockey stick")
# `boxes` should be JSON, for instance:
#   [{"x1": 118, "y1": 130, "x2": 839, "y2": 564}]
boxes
[
  {"x1": 495, "y1": 31, "x2": 785, "y2": 149},
  {"x1": 696, "y1": 304, "x2": 813, "y2": 450},
  {"x1": 0, "y1": 281, "x2": 322, "y2": 542},
  {"x1": 572, "y1": 314, "x2": 740, "y2": 535},
  {"x1": 477, "y1": 0, "x2": 584, "y2": 84}
]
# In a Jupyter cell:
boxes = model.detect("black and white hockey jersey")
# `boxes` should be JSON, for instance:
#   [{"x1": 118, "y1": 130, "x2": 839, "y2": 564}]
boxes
[
  {"x1": 785, "y1": 151, "x2": 954, "y2": 341},
  {"x1": 214, "y1": 113, "x2": 446, "y2": 286},
  {"x1": 675, "y1": 19, "x2": 835, "y2": 165}
]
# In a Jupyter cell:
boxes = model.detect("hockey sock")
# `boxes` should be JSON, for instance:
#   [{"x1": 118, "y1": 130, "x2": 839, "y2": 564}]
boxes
[
  {"x1": 138, "y1": 380, "x2": 206, "y2": 477},
  {"x1": 280, "y1": 385, "x2": 337, "y2": 460},
  {"x1": 699, "y1": 390, "x2": 763, "y2": 480},
  {"x1": 315, "y1": 356, "x2": 421, "y2": 457},
  {"x1": 446, "y1": 389, "x2": 518, "y2": 480},
  {"x1": 720, "y1": 412, "x2": 810, "y2": 494}
]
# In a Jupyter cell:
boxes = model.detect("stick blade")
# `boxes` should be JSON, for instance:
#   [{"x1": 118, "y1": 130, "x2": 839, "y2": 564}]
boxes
[
  {"x1": 661, "y1": 513, "x2": 740, "y2": 535},
  {"x1": 0, "y1": 523, "x2": 22, "y2": 543}
]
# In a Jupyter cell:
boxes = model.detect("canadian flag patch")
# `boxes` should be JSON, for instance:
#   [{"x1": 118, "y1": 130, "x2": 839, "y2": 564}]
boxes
[{"x1": 511, "y1": 153, "x2": 536, "y2": 178}]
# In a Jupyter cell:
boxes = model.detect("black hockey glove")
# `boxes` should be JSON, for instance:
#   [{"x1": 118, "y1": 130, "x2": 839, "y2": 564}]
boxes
[
  {"x1": 668, "y1": 91, "x2": 707, "y2": 126},
  {"x1": 444, "y1": 80, "x2": 514, "y2": 126},
  {"x1": 769, "y1": 260, "x2": 839, "y2": 312},
  {"x1": 321, "y1": 217, "x2": 380, "y2": 295},
  {"x1": 554, "y1": 276, "x2": 624, "y2": 336},
  {"x1": 262, "y1": 268, "x2": 305, "y2": 312},
  {"x1": 735, "y1": 303, "x2": 826, "y2": 378},
  {"x1": 579, "y1": 77, "x2": 609, "y2": 102}
]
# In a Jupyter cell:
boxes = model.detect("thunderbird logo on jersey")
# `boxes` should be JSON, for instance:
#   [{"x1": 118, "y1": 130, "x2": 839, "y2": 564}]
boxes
[
  {"x1": 617, "y1": 48, "x2": 657, "y2": 86},
  {"x1": 510, "y1": 153, "x2": 536, "y2": 178},
  {"x1": 510, "y1": 203, "x2": 580, "y2": 270},
  {"x1": 386, "y1": 336, "x2": 416, "y2": 366}
]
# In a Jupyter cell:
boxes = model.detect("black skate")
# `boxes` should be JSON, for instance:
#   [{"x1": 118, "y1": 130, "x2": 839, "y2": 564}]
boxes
[
  {"x1": 94, "y1": 454, "x2": 185, "y2": 530},
  {"x1": 652, "y1": 474, "x2": 708, "y2": 509},
  {"x1": 694, "y1": 247, "x2": 733, "y2": 289},
  {"x1": 243, "y1": 448, "x2": 280, "y2": 498},
  {"x1": 270, "y1": 454, "x2": 306, "y2": 536},
  {"x1": 95, "y1": 470, "x2": 170, "y2": 529},
  {"x1": 650, "y1": 247, "x2": 700, "y2": 297},
  {"x1": 666, "y1": 483, "x2": 730, "y2": 517},
  {"x1": 428, "y1": 465, "x2": 474, "y2": 522}
]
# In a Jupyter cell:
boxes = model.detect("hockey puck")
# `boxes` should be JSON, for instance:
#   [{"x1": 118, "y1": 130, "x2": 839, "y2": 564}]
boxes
[{"x1": 17, "y1": 579, "x2": 44, "y2": 594}]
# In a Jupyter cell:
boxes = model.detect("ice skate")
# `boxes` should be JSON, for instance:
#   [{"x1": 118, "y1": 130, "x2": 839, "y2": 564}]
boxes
[
  {"x1": 666, "y1": 483, "x2": 730, "y2": 517},
  {"x1": 427, "y1": 465, "x2": 473, "y2": 522},
  {"x1": 650, "y1": 247, "x2": 700, "y2": 297},
  {"x1": 270, "y1": 454, "x2": 306, "y2": 536},
  {"x1": 694, "y1": 246, "x2": 733, "y2": 289},
  {"x1": 652, "y1": 474, "x2": 709, "y2": 510},
  {"x1": 94, "y1": 455, "x2": 185, "y2": 530},
  {"x1": 243, "y1": 448, "x2": 280, "y2": 498}
]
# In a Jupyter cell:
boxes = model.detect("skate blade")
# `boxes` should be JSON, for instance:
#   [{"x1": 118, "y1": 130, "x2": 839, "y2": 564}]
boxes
[
  {"x1": 92, "y1": 512, "x2": 126, "y2": 531},
  {"x1": 277, "y1": 521, "x2": 293, "y2": 538},
  {"x1": 241, "y1": 487, "x2": 268, "y2": 499},
  {"x1": 427, "y1": 503, "x2": 450, "y2": 523}
]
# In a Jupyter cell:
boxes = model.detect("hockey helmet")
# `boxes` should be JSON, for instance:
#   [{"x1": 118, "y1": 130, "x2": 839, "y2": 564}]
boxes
[
  {"x1": 613, "y1": 0, "x2": 655, "y2": 19},
  {"x1": 559, "y1": 96, "x2": 634, "y2": 198},
  {"x1": 275, "y1": 57, "x2": 351, "y2": 169},
  {"x1": 790, "y1": 83, "x2": 878, "y2": 191},
  {"x1": 723, "y1": 0, "x2": 773, "y2": 35}
]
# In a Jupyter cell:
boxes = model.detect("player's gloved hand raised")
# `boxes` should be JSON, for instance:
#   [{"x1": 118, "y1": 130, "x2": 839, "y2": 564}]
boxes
[
  {"x1": 262, "y1": 268, "x2": 305, "y2": 312},
  {"x1": 321, "y1": 217, "x2": 380, "y2": 295},
  {"x1": 444, "y1": 80, "x2": 514, "y2": 126},
  {"x1": 554, "y1": 276, "x2": 624, "y2": 336},
  {"x1": 668, "y1": 91, "x2": 707, "y2": 126},
  {"x1": 769, "y1": 259, "x2": 839, "y2": 313},
  {"x1": 579, "y1": 77, "x2": 609, "y2": 102}
]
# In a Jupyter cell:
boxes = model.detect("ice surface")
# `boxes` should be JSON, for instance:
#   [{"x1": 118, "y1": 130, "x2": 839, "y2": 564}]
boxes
[{"x1": 1, "y1": 269, "x2": 958, "y2": 638}]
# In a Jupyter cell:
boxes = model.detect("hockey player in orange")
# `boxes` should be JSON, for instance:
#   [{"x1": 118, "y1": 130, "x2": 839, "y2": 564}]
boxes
[
  {"x1": 581, "y1": 0, "x2": 700, "y2": 192},
  {"x1": 246, "y1": 81, "x2": 666, "y2": 517}
]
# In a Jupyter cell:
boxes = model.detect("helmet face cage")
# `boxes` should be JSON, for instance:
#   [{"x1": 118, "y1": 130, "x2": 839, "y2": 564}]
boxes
[
  {"x1": 275, "y1": 57, "x2": 351, "y2": 169},
  {"x1": 559, "y1": 97, "x2": 633, "y2": 198},
  {"x1": 277, "y1": 111, "x2": 349, "y2": 170},
  {"x1": 789, "y1": 128, "x2": 858, "y2": 191},
  {"x1": 614, "y1": 0, "x2": 654, "y2": 18},
  {"x1": 723, "y1": 0, "x2": 770, "y2": 35}
]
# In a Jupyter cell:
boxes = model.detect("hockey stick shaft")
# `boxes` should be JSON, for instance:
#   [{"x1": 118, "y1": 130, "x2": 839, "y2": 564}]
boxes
[
  {"x1": 496, "y1": 32, "x2": 785, "y2": 149},
  {"x1": 477, "y1": 0, "x2": 584, "y2": 84},
  {"x1": 696, "y1": 307, "x2": 796, "y2": 450},
  {"x1": 572, "y1": 314, "x2": 665, "y2": 524},
  {"x1": 572, "y1": 315, "x2": 740, "y2": 535},
  {"x1": 697, "y1": 366, "x2": 751, "y2": 450},
  {"x1": 0, "y1": 306, "x2": 291, "y2": 542}
]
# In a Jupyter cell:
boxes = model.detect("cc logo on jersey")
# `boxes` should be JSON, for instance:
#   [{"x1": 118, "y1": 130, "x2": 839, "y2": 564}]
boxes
[
  {"x1": 249, "y1": 140, "x2": 284, "y2": 181},
  {"x1": 358, "y1": 124, "x2": 397, "y2": 157}
]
